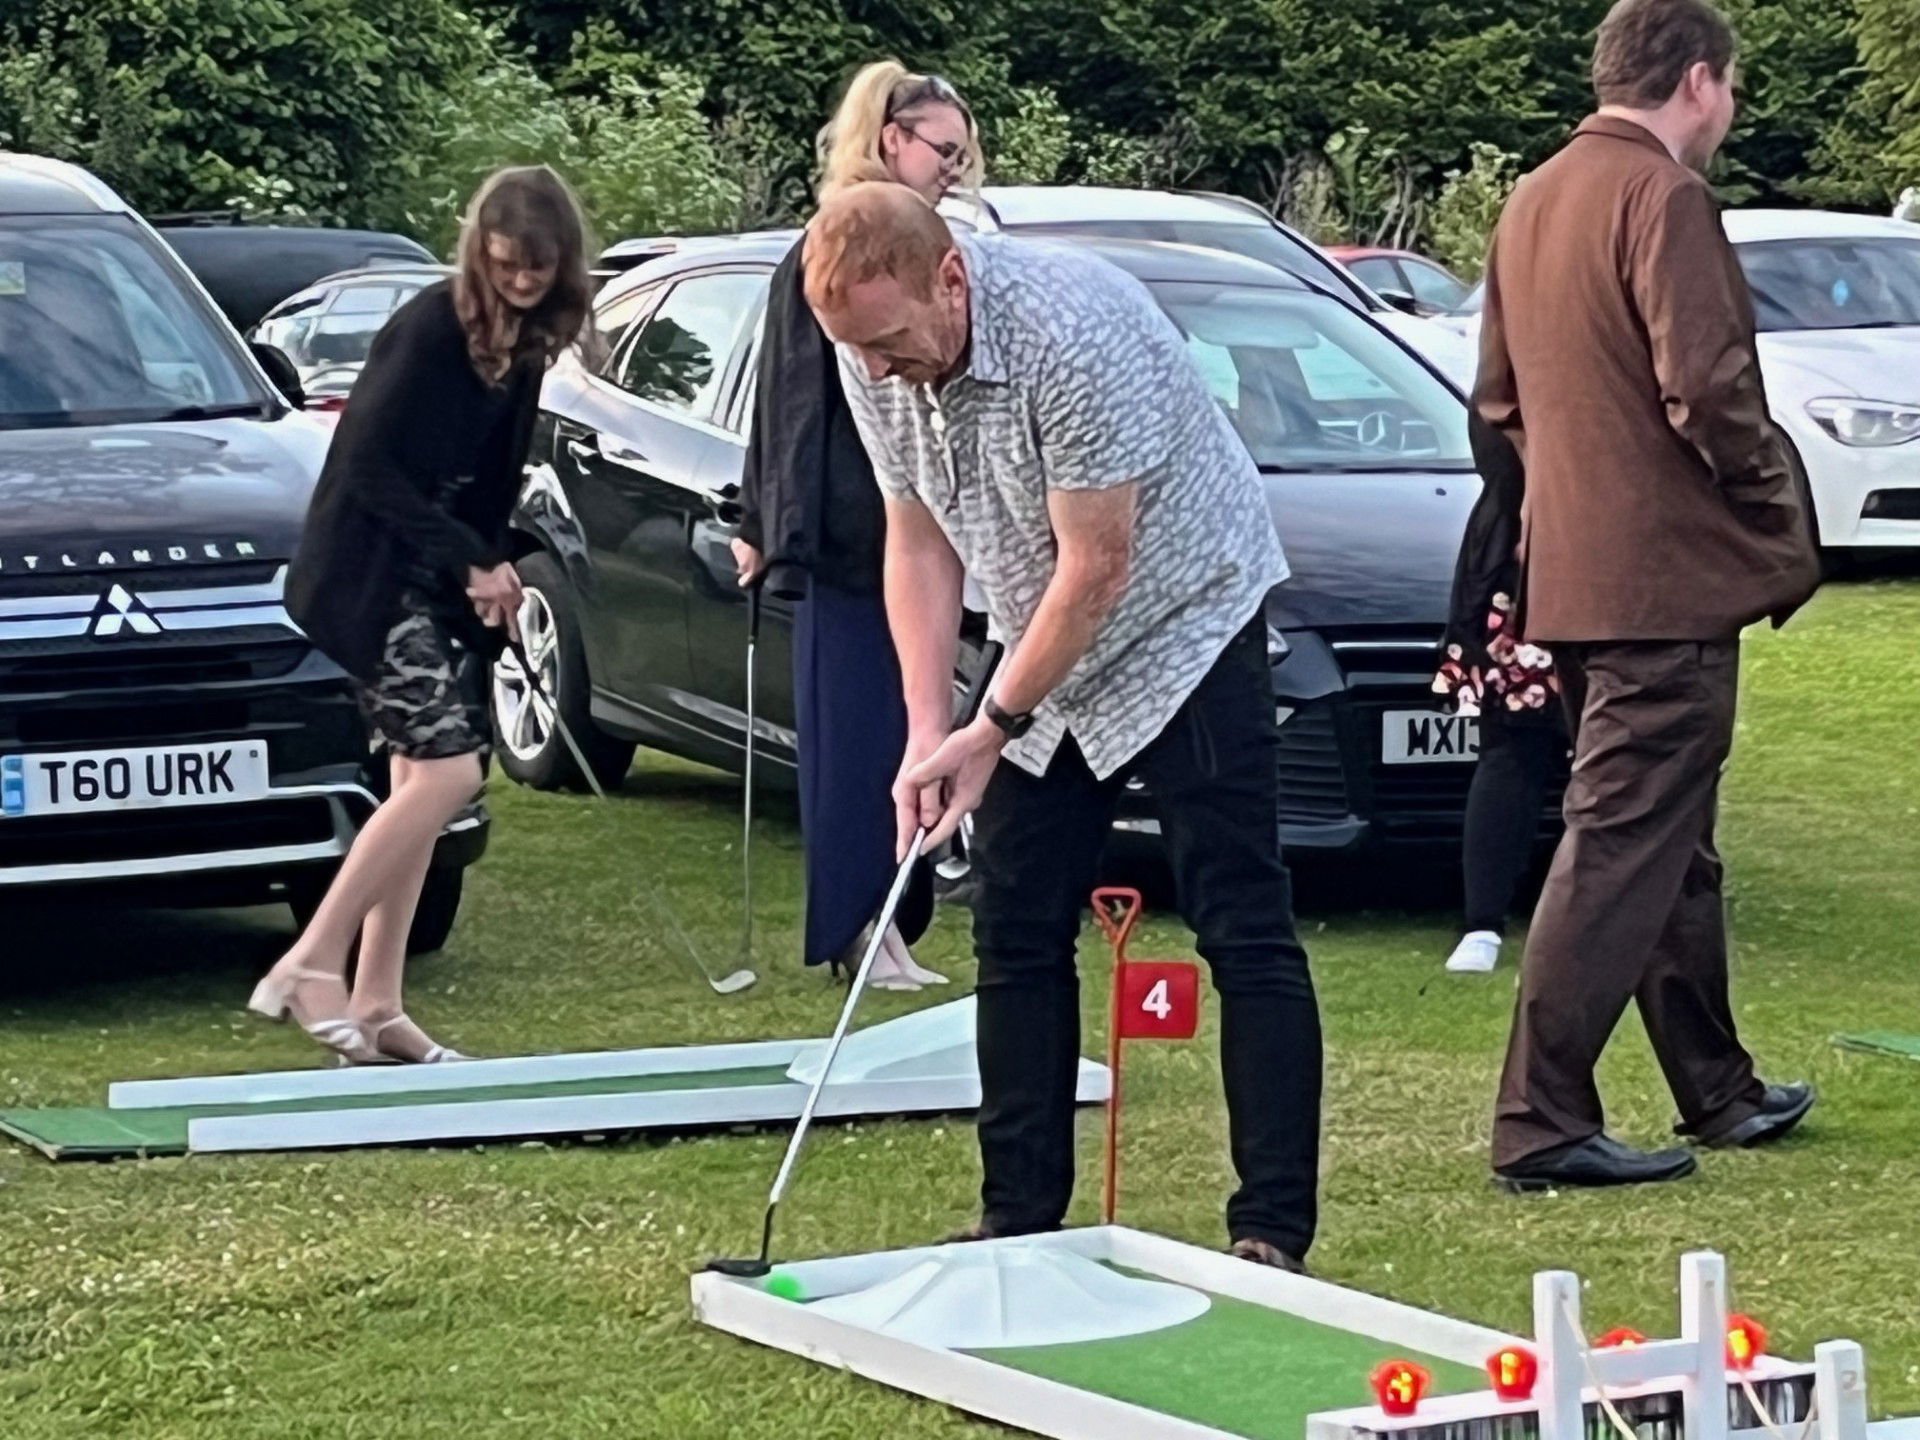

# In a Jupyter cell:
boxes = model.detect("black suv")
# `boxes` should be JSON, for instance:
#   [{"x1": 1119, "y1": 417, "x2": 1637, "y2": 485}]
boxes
[
  {"x1": 493, "y1": 231, "x2": 1561, "y2": 859},
  {"x1": 0, "y1": 154, "x2": 483, "y2": 949}
]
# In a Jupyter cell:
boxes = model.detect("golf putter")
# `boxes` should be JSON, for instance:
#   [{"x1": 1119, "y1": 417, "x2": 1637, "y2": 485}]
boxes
[
  {"x1": 740, "y1": 587, "x2": 761, "y2": 970},
  {"x1": 706, "y1": 640, "x2": 1003, "y2": 1278},
  {"x1": 504, "y1": 634, "x2": 756, "y2": 996}
]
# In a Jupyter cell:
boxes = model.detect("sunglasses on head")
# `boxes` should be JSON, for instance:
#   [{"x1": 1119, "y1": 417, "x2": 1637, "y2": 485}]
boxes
[{"x1": 886, "y1": 74, "x2": 962, "y2": 120}]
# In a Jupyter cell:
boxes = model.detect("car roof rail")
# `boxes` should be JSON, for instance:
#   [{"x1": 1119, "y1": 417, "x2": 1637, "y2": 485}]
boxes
[
  {"x1": 147, "y1": 209, "x2": 250, "y2": 228},
  {"x1": 1170, "y1": 188, "x2": 1277, "y2": 222}
]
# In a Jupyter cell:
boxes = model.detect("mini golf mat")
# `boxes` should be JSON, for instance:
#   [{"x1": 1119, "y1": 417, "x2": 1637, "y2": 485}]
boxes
[
  {"x1": 0, "y1": 1064, "x2": 792, "y2": 1160},
  {"x1": 1832, "y1": 1031, "x2": 1920, "y2": 1061},
  {"x1": 969, "y1": 1290, "x2": 1482, "y2": 1440}
]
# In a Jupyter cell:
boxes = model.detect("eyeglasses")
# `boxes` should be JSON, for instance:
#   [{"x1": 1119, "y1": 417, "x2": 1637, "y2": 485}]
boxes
[{"x1": 896, "y1": 121, "x2": 971, "y2": 175}]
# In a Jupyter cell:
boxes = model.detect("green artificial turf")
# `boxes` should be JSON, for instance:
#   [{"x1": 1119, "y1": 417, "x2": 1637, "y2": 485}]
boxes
[
  {"x1": 1831, "y1": 1032, "x2": 1920, "y2": 1062},
  {"x1": 0, "y1": 1064, "x2": 795, "y2": 1158},
  {"x1": 4, "y1": 572, "x2": 1920, "y2": 1439},
  {"x1": 978, "y1": 1292, "x2": 1485, "y2": 1439}
]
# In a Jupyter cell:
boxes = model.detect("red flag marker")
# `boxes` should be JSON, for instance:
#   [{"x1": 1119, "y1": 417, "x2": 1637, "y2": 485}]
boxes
[{"x1": 1094, "y1": 887, "x2": 1204, "y2": 1224}]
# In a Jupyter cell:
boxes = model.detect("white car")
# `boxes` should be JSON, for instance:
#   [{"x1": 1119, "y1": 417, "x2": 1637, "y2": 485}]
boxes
[
  {"x1": 1435, "y1": 209, "x2": 1920, "y2": 550},
  {"x1": 941, "y1": 186, "x2": 1479, "y2": 390}
]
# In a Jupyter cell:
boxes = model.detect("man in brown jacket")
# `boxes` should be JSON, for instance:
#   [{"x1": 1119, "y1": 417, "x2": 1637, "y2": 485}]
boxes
[{"x1": 1477, "y1": 0, "x2": 1820, "y2": 1191}]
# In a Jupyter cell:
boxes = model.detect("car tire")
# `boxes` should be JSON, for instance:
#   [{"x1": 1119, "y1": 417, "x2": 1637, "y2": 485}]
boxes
[
  {"x1": 492, "y1": 551, "x2": 634, "y2": 793},
  {"x1": 287, "y1": 866, "x2": 465, "y2": 959}
]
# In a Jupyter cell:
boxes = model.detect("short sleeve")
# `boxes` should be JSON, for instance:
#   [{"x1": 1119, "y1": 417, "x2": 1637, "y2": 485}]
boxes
[
  {"x1": 1031, "y1": 263, "x2": 1179, "y2": 491},
  {"x1": 835, "y1": 347, "x2": 915, "y2": 500}
]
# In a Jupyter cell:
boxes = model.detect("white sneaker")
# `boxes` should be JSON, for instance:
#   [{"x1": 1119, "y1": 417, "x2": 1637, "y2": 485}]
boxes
[{"x1": 1445, "y1": 931, "x2": 1502, "y2": 974}]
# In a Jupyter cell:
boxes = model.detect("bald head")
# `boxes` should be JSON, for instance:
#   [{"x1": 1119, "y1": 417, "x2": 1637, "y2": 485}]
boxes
[{"x1": 804, "y1": 181, "x2": 971, "y2": 387}]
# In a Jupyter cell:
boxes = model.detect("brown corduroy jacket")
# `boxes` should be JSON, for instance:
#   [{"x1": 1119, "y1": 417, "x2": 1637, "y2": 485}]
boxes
[{"x1": 1474, "y1": 115, "x2": 1820, "y2": 643}]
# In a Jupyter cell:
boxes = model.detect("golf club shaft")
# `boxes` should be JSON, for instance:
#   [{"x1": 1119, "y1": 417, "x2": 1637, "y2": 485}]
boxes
[
  {"x1": 741, "y1": 588, "x2": 760, "y2": 966},
  {"x1": 506, "y1": 634, "x2": 735, "y2": 991},
  {"x1": 767, "y1": 826, "x2": 927, "y2": 1210}
]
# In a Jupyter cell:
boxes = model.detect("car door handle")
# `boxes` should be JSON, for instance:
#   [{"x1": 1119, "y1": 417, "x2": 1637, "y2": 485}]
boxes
[{"x1": 600, "y1": 437, "x2": 648, "y2": 468}]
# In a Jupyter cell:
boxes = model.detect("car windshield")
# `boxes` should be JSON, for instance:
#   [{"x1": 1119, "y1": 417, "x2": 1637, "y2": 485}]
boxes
[
  {"x1": 1736, "y1": 236, "x2": 1920, "y2": 332},
  {"x1": 1453, "y1": 280, "x2": 1485, "y2": 316},
  {"x1": 1149, "y1": 280, "x2": 1473, "y2": 471},
  {"x1": 1014, "y1": 219, "x2": 1372, "y2": 309},
  {"x1": 257, "y1": 277, "x2": 438, "y2": 374},
  {"x1": 0, "y1": 214, "x2": 265, "y2": 429}
]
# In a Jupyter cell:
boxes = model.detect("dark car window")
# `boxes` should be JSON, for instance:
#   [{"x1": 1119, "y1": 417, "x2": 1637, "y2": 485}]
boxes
[
  {"x1": 614, "y1": 270, "x2": 765, "y2": 421},
  {"x1": 1402, "y1": 258, "x2": 1467, "y2": 310},
  {"x1": 0, "y1": 214, "x2": 264, "y2": 428},
  {"x1": 593, "y1": 282, "x2": 664, "y2": 367},
  {"x1": 255, "y1": 278, "x2": 431, "y2": 374},
  {"x1": 1736, "y1": 237, "x2": 1920, "y2": 333},
  {"x1": 1348, "y1": 257, "x2": 1403, "y2": 293},
  {"x1": 1013, "y1": 218, "x2": 1373, "y2": 309},
  {"x1": 1150, "y1": 280, "x2": 1472, "y2": 471}
]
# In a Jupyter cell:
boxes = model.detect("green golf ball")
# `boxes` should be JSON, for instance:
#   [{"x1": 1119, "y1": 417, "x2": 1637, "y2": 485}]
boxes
[{"x1": 763, "y1": 1271, "x2": 805, "y2": 1302}]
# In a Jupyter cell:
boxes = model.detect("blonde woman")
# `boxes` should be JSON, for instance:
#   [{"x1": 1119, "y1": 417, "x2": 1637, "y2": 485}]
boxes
[
  {"x1": 732, "y1": 63, "x2": 983, "y2": 989},
  {"x1": 259, "y1": 167, "x2": 595, "y2": 1063}
]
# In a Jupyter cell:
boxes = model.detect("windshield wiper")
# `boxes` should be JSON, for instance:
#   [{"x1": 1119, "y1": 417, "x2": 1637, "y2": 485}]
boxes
[{"x1": 152, "y1": 401, "x2": 275, "y2": 421}]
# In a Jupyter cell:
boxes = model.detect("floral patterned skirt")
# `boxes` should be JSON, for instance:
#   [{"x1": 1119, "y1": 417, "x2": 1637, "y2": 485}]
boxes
[{"x1": 1433, "y1": 592, "x2": 1558, "y2": 719}]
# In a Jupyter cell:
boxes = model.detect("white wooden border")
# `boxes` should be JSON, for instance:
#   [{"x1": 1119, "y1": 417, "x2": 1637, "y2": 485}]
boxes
[
  {"x1": 693, "y1": 1226, "x2": 1522, "y2": 1440},
  {"x1": 181, "y1": 1061, "x2": 1110, "y2": 1154},
  {"x1": 694, "y1": 1232, "x2": 1907, "y2": 1440},
  {"x1": 108, "y1": 1038, "x2": 813, "y2": 1108}
]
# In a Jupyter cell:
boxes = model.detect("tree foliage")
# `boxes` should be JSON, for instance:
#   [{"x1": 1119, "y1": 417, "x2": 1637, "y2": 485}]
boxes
[
  {"x1": 0, "y1": 0, "x2": 475, "y2": 223},
  {"x1": 4, "y1": 0, "x2": 1913, "y2": 263}
]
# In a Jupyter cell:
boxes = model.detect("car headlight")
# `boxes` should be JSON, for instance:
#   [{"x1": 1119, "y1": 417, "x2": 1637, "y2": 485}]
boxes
[{"x1": 1805, "y1": 397, "x2": 1920, "y2": 447}]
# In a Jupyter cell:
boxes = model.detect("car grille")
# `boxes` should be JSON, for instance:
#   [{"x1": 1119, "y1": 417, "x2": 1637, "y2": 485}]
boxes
[
  {"x1": 0, "y1": 796, "x2": 339, "y2": 869},
  {"x1": 1862, "y1": 489, "x2": 1920, "y2": 521},
  {"x1": 1275, "y1": 705, "x2": 1350, "y2": 823},
  {"x1": 0, "y1": 639, "x2": 308, "y2": 695}
]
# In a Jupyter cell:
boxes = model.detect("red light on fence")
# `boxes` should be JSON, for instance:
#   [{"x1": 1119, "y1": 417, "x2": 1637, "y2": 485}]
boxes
[
  {"x1": 1726, "y1": 1315, "x2": 1768, "y2": 1370},
  {"x1": 1595, "y1": 1327, "x2": 1646, "y2": 1350},
  {"x1": 1486, "y1": 1345, "x2": 1539, "y2": 1401},
  {"x1": 1371, "y1": 1359, "x2": 1431, "y2": 1416}
]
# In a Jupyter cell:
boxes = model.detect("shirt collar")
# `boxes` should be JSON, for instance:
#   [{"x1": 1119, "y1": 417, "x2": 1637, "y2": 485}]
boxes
[
  {"x1": 952, "y1": 232, "x2": 1008, "y2": 385},
  {"x1": 1573, "y1": 114, "x2": 1676, "y2": 160}
]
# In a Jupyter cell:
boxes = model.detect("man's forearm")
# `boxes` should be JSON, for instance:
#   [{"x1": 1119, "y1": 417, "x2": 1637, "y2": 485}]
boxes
[
  {"x1": 988, "y1": 554, "x2": 1125, "y2": 717},
  {"x1": 883, "y1": 503, "x2": 965, "y2": 742}
]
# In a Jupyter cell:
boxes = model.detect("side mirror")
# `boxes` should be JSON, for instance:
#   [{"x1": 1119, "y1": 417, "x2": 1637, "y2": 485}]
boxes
[
  {"x1": 250, "y1": 342, "x2": 306, "y2": 410},
  {"x1": 1378, "y1": 289, "x2": 1422, "y2": 317}
]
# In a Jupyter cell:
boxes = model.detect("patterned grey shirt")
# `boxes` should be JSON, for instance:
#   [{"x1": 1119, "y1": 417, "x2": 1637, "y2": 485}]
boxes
[{"x1": 840, "y1": 232, "x2": 1287, "y2": 781}]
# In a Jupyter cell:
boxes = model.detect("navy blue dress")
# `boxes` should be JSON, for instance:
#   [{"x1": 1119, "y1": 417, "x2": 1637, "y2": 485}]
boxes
[{"x1": 738, "y1": 241, "x2": 931, "y2": 967}]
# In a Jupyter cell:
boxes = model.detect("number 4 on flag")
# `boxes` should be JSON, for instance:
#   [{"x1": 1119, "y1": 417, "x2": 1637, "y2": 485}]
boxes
[{"x1": 1118, "y1": 962, "x2": 1200, "y2": 1040}]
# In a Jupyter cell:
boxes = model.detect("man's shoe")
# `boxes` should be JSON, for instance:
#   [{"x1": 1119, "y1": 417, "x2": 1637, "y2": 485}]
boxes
[
  {"x1": 1694, "y1": 1083, "x2": 1815, "y2": 1149},
  {"x1": 1493, "y1": 1134, "x2": 1698, "y2": 1192},
  {"x1": 1230, "y1": 1238, "x2": 1306, "y2": 1273}
]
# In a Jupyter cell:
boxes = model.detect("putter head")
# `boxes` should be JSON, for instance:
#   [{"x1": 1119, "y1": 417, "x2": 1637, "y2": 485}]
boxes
[
  {"x1": 704, "y1": 1256, "x2": 772, "y2": 1278},
  {"x1": 713, "y1": 968, "x2": 757, "y2": 995}
]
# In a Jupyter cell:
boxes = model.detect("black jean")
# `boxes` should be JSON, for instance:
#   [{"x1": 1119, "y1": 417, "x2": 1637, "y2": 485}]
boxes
[
  {"x1": 969, "y1": 616, "x2": 1322, "y2": 1257},
  {"x1": 1461, "y1": 704, "x2": 1566, "y2": 936}
]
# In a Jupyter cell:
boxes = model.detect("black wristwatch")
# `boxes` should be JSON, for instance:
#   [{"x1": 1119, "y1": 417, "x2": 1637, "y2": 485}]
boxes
[{"x1": 983, "y1": 696, "x2": 1035, "y2": 740}]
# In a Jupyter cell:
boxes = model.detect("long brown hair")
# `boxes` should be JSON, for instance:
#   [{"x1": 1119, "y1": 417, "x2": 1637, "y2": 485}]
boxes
[{"x1": 452, "y1": 166, "x2": 594, "y2": 385}]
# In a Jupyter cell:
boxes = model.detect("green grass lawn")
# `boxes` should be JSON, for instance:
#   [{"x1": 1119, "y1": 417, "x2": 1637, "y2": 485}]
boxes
[{"x1": 4, "y1": 574, "x2": 1919, "y2": 1439}]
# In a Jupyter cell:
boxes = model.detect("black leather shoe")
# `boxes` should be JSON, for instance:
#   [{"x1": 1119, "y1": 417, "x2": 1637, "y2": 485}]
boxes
[
  {"x1": 1493, "y1": 1134, "x2": 1698, "y2": 1192},
  {"x1": 1230, "y1": 1238, "x2": 1307, "y2": 1274},
  {"x1": 1693, "y1": 1082, "x2": 1815, "y2": 1149}
]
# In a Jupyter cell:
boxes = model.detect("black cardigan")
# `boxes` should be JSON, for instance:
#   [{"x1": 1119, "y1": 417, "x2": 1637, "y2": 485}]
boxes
[
  {"x1": 1444, "y1": 412, "x2": 1530, "y2": 674},
  {"x1": 736, "y1": 239, "x2": 885, "y2": 599},
  {"x1": 286, "y1": 281, "x2": 541, "y2": 682}
]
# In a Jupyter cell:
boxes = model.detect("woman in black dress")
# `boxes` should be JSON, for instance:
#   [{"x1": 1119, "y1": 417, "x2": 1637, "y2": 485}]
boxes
[
  {"x1": 732, "y1": 62, "x2": 984, "y2": 989},
  {"x1": 1433, "y1": 415, "x2": 1568, "y2": 974},
  {"x1": 254, "y1": 167, "x2": 594, "y2": 1062}
]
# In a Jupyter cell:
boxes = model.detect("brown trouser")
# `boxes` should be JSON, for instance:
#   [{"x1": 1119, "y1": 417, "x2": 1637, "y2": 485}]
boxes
[{"x1": 1491, "y1": 640, "x2": 1767, "y2": 1167}]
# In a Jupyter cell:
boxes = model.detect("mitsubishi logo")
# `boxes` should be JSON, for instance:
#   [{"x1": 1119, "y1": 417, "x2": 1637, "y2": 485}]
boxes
[{"x1": 91, "y1": 584, "x2": 160, "y2": 637}]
